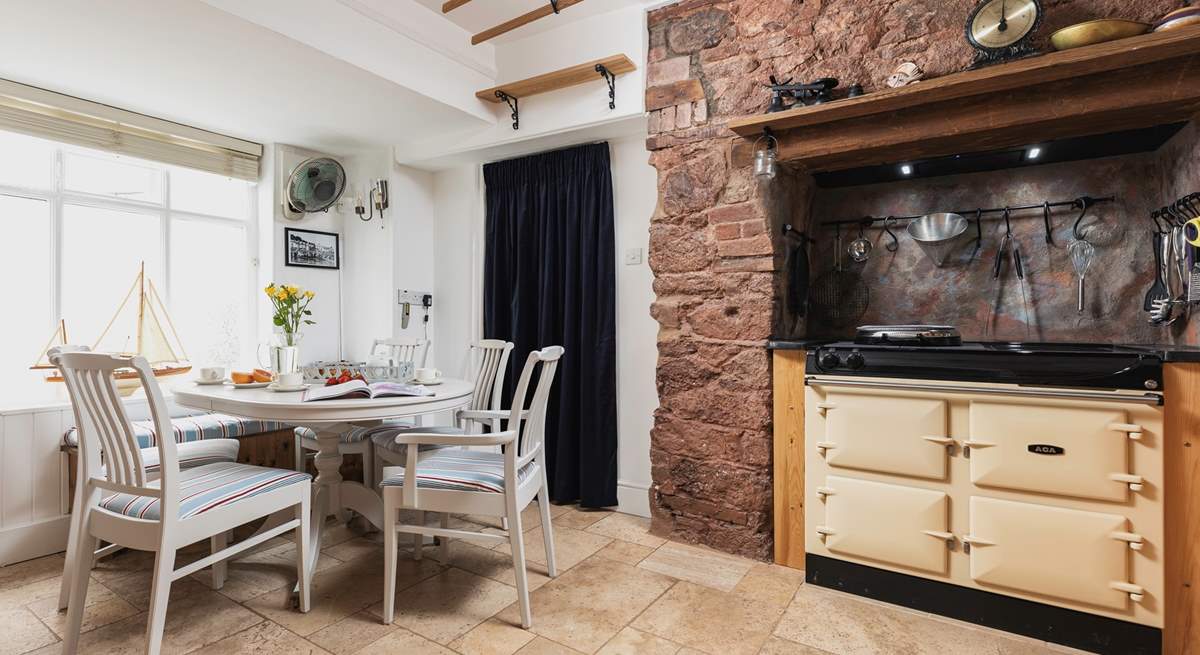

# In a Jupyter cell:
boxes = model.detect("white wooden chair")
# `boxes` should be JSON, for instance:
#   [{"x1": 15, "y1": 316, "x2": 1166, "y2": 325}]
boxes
[
  {"x1": 52, "y1": 351, "x2": 313, "y2": 655},
  {"x1": 53, "y1": 345, "x2": 241, "y2": 611},
  {"x1": 293, "y1": 337, "x2": 431, "y2": 486},
  {"x1": 378, "y1": 346, "x2": 563, "y2": 629},
  {"x1": 371, "y1": 339, "x2": 514, "y2": 470},
  {"x1": 371, "y1": 336, "x2": 430, "y2": 368}
]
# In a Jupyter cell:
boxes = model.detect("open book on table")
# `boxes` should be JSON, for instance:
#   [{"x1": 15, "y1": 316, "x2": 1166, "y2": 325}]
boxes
[{"x1": 302, "y1": 380, "x2": 435, "y2": 402}]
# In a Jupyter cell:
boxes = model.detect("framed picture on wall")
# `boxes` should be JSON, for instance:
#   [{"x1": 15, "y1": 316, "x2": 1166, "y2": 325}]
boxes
[{"x1": 285, "y1": 228, "x2": 340, "y2": 270}]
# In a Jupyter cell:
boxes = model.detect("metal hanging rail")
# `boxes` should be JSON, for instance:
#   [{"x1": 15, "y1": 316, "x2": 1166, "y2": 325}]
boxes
[{"x1": 818, "y1": 195, "x2": 1114, "y2": 229}]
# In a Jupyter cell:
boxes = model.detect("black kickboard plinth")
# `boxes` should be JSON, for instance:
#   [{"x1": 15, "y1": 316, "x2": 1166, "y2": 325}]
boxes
[{"x1": 805, "y1": 554, "x2": 1161, "y2": 655}]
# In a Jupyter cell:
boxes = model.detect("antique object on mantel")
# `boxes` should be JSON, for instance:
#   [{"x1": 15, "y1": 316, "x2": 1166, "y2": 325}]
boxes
[
  {"x1": 1051, "y1": 19, "x2": 1151, "y2": 51},
  {"x1": 965, "y1": 0, "x2": 1043, "y2": 68},
  {"x1": 1155, "y1": 7, "x2": 1200, "y2": 32},
  {"x1": 885, "y1": 62, "x2": 924, "y2": 88},
  {"x1": 728, "y1": 26, "x2": 1200, "y2": 174}
]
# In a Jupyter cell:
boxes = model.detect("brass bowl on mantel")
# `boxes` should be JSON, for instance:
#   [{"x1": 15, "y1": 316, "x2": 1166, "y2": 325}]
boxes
[{"x1": 1050, "y1": 19, "x2": 1151, "y2": 51}]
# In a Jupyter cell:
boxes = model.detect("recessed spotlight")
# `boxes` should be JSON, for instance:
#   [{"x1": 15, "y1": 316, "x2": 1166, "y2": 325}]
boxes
[
  {"x1": 1028, "y1": 147, "x2": 1042, "y2": 160},
  {"x1": 900, "y1": 164, "x2": 913, "y2": 176}
]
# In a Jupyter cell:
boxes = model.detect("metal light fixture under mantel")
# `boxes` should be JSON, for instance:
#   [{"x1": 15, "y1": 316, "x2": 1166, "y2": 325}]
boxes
[{"x1": 753, "y1": 128, "x2": 779, "y2": 180}]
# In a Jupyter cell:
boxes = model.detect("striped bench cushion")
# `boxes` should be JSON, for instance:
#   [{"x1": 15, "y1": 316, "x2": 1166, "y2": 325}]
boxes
[
  {"x1": 294, "y1": 419, "x2": 414, "y2": 445},
  {"x1": 379, "y1": 450, "x2": 537, "y2": 493},
  {"x1": 64, "y1": 413, "x2": 289, "y2": 449},
  {"x1": 100, "y1": 461, "x2": 310, "y2": 521}
]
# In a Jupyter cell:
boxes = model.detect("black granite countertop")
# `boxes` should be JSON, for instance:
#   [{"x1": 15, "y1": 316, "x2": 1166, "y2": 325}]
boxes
[{"x1": 768, "y1": 339, "x2": 1200, "y2": 362}]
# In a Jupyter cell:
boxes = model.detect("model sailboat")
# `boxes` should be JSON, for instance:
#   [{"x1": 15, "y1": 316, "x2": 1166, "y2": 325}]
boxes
[{"x1": 31, "y1": 263, "x2": 191, "y2": 387}]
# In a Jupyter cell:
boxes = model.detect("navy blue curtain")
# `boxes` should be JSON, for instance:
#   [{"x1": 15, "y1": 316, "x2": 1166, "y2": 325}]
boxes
[{"x1": 483, "y1": 143, "x2": 618, "y2": 508}]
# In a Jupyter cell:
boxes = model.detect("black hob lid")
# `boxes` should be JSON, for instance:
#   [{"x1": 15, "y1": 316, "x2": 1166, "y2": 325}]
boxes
[{"x1": 807, "y1": 340, "x2": 1164, "y2": 391}]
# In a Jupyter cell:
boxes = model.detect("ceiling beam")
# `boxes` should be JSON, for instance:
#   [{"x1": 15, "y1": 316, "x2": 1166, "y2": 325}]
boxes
[
  {"x1": 442, "y1": 0, "x2": 472, "y2": 12},
  {"x1": 471, "y1": 0, "x2": 585, "y2": 45}
]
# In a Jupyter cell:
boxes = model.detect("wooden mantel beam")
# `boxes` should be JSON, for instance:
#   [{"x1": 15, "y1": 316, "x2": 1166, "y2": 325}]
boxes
[
  {"x1": 726, "y1": 26, "x2": 1200, "y2": 173},
  {"x1": 442, "y1": 0, "x2": 473, "y2": 12},
  {"x1": 472, "y1": 0, "x2": 585, "y2": 45}
]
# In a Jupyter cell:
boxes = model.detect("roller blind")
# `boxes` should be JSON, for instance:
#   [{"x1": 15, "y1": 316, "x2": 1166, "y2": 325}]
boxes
[{"x1": 0, "y1": 79, "x2": 262, "y2": 181}]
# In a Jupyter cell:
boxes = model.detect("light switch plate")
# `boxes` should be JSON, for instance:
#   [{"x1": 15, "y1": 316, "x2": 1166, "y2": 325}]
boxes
[{"x1": 624, "y1": 247, "x2": 644, "y2": 265}]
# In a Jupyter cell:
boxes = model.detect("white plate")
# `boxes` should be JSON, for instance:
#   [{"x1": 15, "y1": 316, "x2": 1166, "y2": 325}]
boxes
[
  {"x1": 194, "y1": 379, "x2": 227, "y2": 386},
  {"x1": 267, "y1": 382, "x2": 309, "y2": 392},
  {"x1": 228, "y1": 381, "x2": 271, "y2": 389},
  {"x1": 415, "y1": 378, "x2": 443, "y2": 386}
]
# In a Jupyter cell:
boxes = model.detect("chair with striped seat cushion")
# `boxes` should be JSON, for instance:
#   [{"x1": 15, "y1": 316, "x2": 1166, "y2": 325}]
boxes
[
  {"x1": 379, "y1": 346, "x2": 563, "y2": 631},
  {"x1": 371, "y1": 426, "x2": 462, "y2": 454},
  {"x1": 379, "y1": 450, "x2": 538, "y2": 494},
  {"x1": 294, "y1": 422, "x2": 409, "y2": 445},
  {"x1": 100, "y1": 461, "x2": 311, "y2": 521},
  {"x1": 63, "y1": 413, "x2": 287, "y2": 448},
  {"x1": 140, "y1": 439, "x2": 240, "y2": 475},
  {"x1": 373, "y1": 340, "x2": 513, "y2": 472},
  {"x1": 52, "y1": 349, "x2": 313, "y2": 655}
]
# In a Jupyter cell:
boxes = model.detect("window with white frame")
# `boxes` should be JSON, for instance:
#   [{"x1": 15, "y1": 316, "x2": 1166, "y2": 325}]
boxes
[{"x1": 0, "y1": 129, "x2": 257, "y2": 403}]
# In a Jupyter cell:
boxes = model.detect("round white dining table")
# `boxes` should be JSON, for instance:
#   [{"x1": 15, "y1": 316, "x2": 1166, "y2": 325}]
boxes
[{"x1": 171, "y1": 379, "x2": 475, "y2": 577}]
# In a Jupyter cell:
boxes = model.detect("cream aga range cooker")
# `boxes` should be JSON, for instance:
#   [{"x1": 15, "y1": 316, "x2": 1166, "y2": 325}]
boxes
[{"x1": 804, "y1": 326, "x2": 1167, "y2": 655}]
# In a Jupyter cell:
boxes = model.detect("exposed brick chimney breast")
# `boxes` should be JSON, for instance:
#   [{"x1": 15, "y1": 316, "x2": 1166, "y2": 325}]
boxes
[{"x1": 644, "y1": 0, "x2": 1178, "y2": 560}]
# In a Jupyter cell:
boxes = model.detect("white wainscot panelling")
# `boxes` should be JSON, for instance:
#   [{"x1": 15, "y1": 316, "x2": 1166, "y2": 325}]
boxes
[{"x1": 1, "y1": 408, "x2": 70, "y2": 566}]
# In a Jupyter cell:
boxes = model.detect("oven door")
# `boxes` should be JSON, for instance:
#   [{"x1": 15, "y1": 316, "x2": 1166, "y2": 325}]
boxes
[
  {"x1": 817, "y1": 389, "x2": 951, "y2": 480},
  {"x1": 817, "y1": 475, "x2": 951, "y2": 574},
  {"x1": 967, "y1": 401, "x2": 1137, "y2": 502},
  {"x1": 965, "y1": 496, "x2": 1140, "y2": 610}
]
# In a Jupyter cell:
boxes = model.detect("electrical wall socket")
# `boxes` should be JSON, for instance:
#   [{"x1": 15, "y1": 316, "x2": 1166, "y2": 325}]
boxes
[
  {"x1": 398, "y1": 290, "x2": 433, "y2": 307},
  {"x1": 624, "y1": 247, "x2": 644, "y2": 265}
]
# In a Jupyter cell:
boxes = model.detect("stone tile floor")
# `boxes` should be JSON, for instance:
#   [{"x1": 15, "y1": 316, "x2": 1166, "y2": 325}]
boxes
[{"x1": 0, "y1": 505, "x2": 1095, "y2": 654}]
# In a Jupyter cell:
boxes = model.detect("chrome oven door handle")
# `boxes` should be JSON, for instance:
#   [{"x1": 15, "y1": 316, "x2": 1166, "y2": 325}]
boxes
[{"x1": 804, "y1": 376, "x2": 1163, "y2": 406}]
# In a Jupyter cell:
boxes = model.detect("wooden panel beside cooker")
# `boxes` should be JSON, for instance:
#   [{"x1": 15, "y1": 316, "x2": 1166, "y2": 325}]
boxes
[
  {"x1": 772, "y1": 349, "x2": 805, "y2": 568},
  {"x1": 1163, "y1": 363, "x2": 1200, "y2": 655}
]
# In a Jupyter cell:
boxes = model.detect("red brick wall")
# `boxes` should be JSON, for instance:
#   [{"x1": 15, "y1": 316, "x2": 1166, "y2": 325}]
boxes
[{"x1": 644, "y1": 0, "x2": 1180, "y2": 559}]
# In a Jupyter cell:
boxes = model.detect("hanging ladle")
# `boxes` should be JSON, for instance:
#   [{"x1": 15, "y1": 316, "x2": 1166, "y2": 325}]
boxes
[{"x1": 848, "y1": 219, "x2": 873, "y2": 262}]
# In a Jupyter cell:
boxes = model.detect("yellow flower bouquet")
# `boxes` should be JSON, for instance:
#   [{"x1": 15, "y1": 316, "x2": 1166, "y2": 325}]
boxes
[{"x1": 265, "y1": 283, "x2": 315, "y2": 347}]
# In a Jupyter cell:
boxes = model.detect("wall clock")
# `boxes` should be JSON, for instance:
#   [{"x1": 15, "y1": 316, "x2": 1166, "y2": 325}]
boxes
[{"x1": 965, "y1": 0, "x2": 1043, "y2": 68}]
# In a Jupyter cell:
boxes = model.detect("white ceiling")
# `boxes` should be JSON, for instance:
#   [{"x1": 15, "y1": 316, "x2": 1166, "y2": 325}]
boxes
[
  {"x1": 0, "y1": 0, "x2": 484, "y2": 155},
  {"x1": 416, "y1": 0, "x2": 648, "y2": 43}
]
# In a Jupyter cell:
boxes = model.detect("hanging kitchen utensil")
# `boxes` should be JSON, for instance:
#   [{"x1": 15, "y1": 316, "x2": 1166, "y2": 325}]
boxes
[
  {"x1": 1068, "y1": 239, "x2": 1095, "y2": 314},
  {"x1": 992, "y1": 208, "x2": 1032, "y2": 339},
  {"x1": 1146, "y1": 231, "x2": 1172, "y2": 323},
  {"x1": 786, "y1": 229, "x2": 809, "y2": 317},
  {"x1": 907, "y1": 213, "x2": 968, "y2": 267},
  {"x1": 882, "y1": 216, "x2": 900, "y2": 253},
  {"x1": 810, "y1": 226, "x2": 869, "y2": 325},
  {"x1": 848, "y1": 220, "x2": 873, "y2": 262}
]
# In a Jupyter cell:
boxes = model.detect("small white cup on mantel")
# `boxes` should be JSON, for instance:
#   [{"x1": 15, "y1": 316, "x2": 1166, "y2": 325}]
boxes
[
  {"x1": 277, "y1": 371, "x2": 304, "y2": 388},
  {"x1": 415, "y1": 367, "x2": 441, "y2": 384},
  {"x1": 199, "y1": 366, "x2": 225, "y2": 382}
]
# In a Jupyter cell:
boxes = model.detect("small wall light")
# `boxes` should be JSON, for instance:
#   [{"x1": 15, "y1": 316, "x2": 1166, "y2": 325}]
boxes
[
  {"x1": 900, "y1": 164, "x2": 913, "y2": 176},
  {"x1": 753, "y1": 129, "x2": 779, "y2": 180},
  {"x1": 1027, "y1": 147, "x2": 1042, "y2": 160}
]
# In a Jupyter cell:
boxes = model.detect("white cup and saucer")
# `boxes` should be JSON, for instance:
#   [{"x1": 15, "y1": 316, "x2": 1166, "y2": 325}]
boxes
[
  {"x1": 268, "y1": 371, "x2": 308, "y2": 392},
  {"x1": 414, "y1": 368, "x2": 443, "y2": 386},
  {"x1": 195, "y1": 367, "x2": 227, "y2": 385}
]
